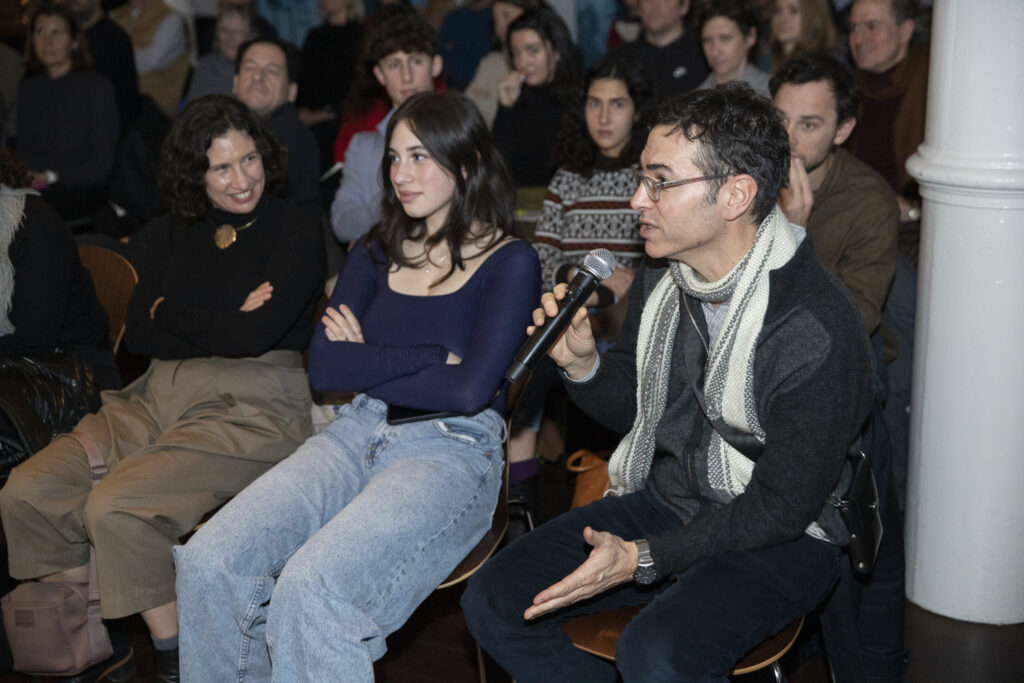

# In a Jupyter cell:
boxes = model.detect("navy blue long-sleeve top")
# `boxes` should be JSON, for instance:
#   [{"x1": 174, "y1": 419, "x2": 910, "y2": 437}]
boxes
[{"x1": 309, "y1": 236, "x2": 541, "y2": 416}]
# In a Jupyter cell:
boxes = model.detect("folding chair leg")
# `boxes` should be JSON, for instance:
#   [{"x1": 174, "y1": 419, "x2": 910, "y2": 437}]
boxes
[{"x1": 476, "y1": 642, "x2": 487, "y2": 683}]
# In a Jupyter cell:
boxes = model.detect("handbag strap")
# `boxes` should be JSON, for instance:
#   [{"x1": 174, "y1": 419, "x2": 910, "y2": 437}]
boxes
[{"x1": 66, "y1": 430, "x2": 108, "y2": 640}]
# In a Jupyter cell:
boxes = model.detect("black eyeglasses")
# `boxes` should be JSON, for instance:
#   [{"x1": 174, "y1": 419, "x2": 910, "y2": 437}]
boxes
[{"x1": 631, "y1": 164, "x2": 732, "y2": 202}]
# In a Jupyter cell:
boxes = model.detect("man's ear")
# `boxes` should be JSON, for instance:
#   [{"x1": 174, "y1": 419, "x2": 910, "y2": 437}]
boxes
[
  {"x1": 898, "y1": 18, "x2": 915, "y2": 46},
  {"x1": 679, "y1": 0, "x2": 691, "y2": 20},
  {"x1": 721, "y1": 174, "x2": 758, "y2": 222},
  {"x1": 744, "y1": 28, "x2": 757, "y2": 50},
  {"x1": 431, "y1": 54, "x2": 443, "y2": 78},
  {"x1": 833, "y1": 117, "x2": 856, "y2": 146},
  {"x1": 288, "y1": 82, "x2": 298, "y2": 103},
  {"x1": 373, "y1": 64, "x2": 386, "y2": 87}
]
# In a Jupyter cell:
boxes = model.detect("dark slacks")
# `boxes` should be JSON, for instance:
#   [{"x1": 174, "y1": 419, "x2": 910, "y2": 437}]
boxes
[{"x1": 462, "y1": 489, "x2": 841, "y2": 683}]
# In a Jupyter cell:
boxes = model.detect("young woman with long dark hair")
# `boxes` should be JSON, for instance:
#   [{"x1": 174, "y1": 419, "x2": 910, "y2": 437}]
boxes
[
  {"x1": 174, "y1": 91, "x2": 541, "y2": 680},
  {"x1": 492, "y1": 6, "x2": 581, "y2": 187},
  {"x1": 505, "y1": 54, "x2": 655, "y2": 526}
]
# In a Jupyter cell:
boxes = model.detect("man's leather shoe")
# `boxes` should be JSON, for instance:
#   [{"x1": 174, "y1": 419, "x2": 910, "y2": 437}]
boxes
[{"x1": 153, "y1": 646, "x2": 180, "y2": 683}]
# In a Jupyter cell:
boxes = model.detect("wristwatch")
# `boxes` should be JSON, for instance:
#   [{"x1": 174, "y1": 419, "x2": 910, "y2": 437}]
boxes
[{"x1": 632, "y1": 539, "x2": 657, "y2": 585}]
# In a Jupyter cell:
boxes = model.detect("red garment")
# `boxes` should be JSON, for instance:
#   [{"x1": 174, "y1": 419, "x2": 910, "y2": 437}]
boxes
[
  {"x1": 332, "y1": 79, "x2": 449, "y2": 163},
  {"x1": 607, "y1": 20, "x2": 641, "y2": 52},
  {"x1": 333, "y1": 98, "x2": 389, "y2": 164},
  {"x1": 849, "y1": 42, "x2": 929, "y2": 198}
]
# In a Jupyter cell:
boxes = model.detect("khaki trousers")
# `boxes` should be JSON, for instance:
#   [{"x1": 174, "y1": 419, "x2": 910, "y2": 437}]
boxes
[{"x1": 0, "y1": 352, "x2": 311, "y2": 619}]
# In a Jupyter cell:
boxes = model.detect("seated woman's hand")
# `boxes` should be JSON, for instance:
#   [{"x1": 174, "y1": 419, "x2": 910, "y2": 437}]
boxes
[
  {"x1": 322, "y1": 304, "x2": 364, "y2": 343},
  {"x1": 498, "y1": 71, "x2": 526, "y2": 108},
  {"x1": 240, "y1": 281, "x2": 273, "y2": 312}
]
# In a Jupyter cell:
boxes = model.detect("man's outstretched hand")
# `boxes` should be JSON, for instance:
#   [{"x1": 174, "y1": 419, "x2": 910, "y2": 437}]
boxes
[{"x1": 524, "y1": 527, "x2": 638, "y2": 620}]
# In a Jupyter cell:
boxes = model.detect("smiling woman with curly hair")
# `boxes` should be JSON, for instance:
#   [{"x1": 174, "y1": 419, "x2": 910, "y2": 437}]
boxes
[{"x1": 0, "y1": 94, "x2": 323, "y2": 681}]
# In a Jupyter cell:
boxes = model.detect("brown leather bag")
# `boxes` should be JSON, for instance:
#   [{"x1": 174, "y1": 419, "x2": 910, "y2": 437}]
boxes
[
  {"x1": 566, "y1": 449, "x2": 612, "y2": 509},
  {"x1": 1, "y1": 431, "x2": 112, "y2": 675}
]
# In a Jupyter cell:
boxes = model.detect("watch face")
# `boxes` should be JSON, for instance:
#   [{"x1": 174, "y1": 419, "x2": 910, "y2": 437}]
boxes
[{"x1": 633, "y1": 564, "x2": 657, "y2": 585}]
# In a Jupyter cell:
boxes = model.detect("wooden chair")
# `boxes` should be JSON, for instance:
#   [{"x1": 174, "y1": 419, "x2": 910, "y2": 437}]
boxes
[
  {"x1": 437, "y1": 458, "x2": 509, "y2": 590},
  {"x1": 558, "y1": 449, "x2": 806, "y2": 682},
  {"x1": 561, "y1": 606, "x2": 803, "y2": 682},
  {"x1": 77, "y1": 244, "x2": 138, "y2": 353}
]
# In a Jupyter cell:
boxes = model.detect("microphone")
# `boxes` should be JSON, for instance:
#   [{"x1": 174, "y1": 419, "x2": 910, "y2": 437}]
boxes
[{"x1": 506, "y1": 249, "x2": 617, "y2": 384}]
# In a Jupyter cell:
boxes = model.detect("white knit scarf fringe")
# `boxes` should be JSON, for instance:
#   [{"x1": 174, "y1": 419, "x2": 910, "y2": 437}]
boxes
[
  {"x1": 0, "y1": 185, "x2": 34, "y2": 336},
  {"x1": 607, "y1": 207, "x2": 797, "y2": 498}
]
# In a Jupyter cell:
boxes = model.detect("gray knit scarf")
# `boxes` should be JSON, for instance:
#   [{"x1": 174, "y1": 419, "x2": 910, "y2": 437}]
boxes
[
  {"x1": 0, "y1": 185, "x2": 36, "y2": 336},
  {"x1": 607, "y1": 207, "x2": 798, "y2": 497}
]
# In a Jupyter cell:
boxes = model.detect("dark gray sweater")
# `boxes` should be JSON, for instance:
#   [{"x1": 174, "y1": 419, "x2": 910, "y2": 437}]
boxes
[{"x1": 566, "y1": 238, "x2": 874, "y2": 577}]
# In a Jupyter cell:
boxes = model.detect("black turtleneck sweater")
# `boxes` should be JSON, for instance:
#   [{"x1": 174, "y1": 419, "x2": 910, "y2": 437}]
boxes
[
  {"x1": 492, "y1": 83, "x2": 566, "y2": 188},
  {"x1": 124, "y1": 195, "x2": 324, "y2": 360}
]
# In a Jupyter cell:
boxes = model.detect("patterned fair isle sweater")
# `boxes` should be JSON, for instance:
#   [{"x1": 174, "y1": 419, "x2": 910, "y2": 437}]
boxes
[{"x1": 532, "y1": 165, "x2": 645, "y2": 291}]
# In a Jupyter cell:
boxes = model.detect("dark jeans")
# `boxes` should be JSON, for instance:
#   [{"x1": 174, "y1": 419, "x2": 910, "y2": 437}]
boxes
[{"x1": 462, "y1": 490, "x2": 841, "y2": 683}]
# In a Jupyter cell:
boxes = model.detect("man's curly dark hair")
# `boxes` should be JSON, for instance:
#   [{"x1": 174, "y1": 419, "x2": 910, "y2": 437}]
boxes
[
  {"x1": 158, "y1": 95, "x2": 287, "y2": 222},
  {"x1": 653, "y1": 83, "x2": 790, "y2": 224},
  {"x1": 770, "y1": 52, "x2": 860, "y2": 123},
  {"x1": 342, "y1": 11, "x2": 438, "y2": 120}
]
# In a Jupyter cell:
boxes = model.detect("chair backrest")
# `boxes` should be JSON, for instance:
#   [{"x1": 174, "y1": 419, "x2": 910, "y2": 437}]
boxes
[{"x1": 77, "y1": 244, "x2": 139, "y2": 353}]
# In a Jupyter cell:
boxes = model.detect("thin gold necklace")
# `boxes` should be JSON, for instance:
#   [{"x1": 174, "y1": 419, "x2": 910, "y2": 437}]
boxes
[
  {"x1": 212, "y1": 217, "x2": 257, "y2": 249},
  {"x1": 423, "y1": 250, "x2": 448, "y2": 276}
]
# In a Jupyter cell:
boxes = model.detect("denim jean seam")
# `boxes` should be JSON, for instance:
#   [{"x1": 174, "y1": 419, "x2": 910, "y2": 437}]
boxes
[
  {"x1": 366, "y1": 453, "x2": 498, "y2": 613},
  {"x1": 235, "y1": 548, "x2": 295, "y2": 681},
  {"x1": 236, "y1": 574, "x2": 270, "y2": 681}
]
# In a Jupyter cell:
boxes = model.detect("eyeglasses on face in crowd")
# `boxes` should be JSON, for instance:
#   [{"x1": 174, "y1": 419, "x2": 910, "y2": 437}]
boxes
[{"x1": 631, "y1": 164, "x2": 733, "y2": 202}]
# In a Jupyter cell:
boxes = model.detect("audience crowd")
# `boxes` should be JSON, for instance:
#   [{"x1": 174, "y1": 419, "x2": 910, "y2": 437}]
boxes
[{"x1": 0, "y1": 0, "x2": 933, "y2": 680}]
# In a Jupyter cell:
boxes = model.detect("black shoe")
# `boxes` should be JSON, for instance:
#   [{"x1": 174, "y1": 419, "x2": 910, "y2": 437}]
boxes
[
  {"x1": 507, "y1": 476, "x2": 546, "y2": 542},
  {"x1": 54, "y1": 630, "x2": 135, "y2": 683},
  {"x1": 153, "y1": 646, "x2": 179, "y2": 683}
]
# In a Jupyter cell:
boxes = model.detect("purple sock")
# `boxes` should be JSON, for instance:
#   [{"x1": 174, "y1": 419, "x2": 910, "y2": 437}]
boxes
[{"x1": 509, "y1": 458, "x2": 539, "y2": 485}]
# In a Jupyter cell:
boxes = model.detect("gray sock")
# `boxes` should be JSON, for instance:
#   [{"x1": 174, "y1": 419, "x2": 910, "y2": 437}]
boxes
[{"x1": 151, "y1": 634, "x2": 179, "y2": 651}]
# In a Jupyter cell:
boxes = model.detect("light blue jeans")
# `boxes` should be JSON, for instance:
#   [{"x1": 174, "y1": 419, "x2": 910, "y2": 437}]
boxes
[{"x1": 173, "y1": 394, "x2": 504, "y2": 682}]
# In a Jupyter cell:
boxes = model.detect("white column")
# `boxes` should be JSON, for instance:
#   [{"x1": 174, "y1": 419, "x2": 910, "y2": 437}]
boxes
[{"x1": 905, "y1": 0, "x2": 1024, "y2": 624}]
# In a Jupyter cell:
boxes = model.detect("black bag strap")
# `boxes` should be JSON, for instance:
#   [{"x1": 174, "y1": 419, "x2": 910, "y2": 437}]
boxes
[
  {"x1": 680, "y1": 296, "x2": 765, "y2": 462},
  {"x1": 681, "y1": 296, "x2": 862, "y2": 468}
]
